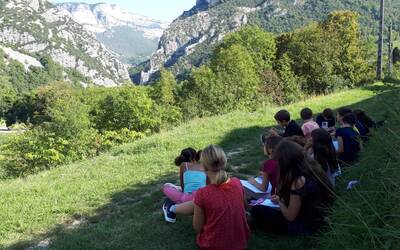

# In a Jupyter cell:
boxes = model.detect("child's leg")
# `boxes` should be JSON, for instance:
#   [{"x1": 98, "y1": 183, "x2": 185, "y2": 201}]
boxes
[
  {"x1": 250, "y1": 205, "x2": 288, "y2": 234},
  {"x1": 175, "y1": 201, "x2": 194, "y2": 215},
  {"x1": 162, "y1": 183, "x2": 186, "y2": 204}
]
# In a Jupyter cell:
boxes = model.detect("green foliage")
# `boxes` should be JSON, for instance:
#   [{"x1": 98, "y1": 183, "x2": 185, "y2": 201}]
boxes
[
  {"x1": 285, "y1": 11, "x2": 368, "y2": 94},
  {"x1": 0, "y1": 75, "x2": 16, "y2": 117},
  {"x1": 216, "y1": 26, "x2": 276, "y2": 71},
  {"x1": 152, "y1": 69, "x2": 177, "y2": 106},
  {"x1": 2, "y1": 84, "x2": 97, "y2": 177},
  {"x1": 93, "y1": 86, "x2": 160, "y2": 133},
  {"x1": 179, "y1": 43, "x2": 261, "y2": 118}
]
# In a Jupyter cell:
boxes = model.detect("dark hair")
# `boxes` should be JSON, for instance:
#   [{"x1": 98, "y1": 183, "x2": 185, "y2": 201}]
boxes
[
  {"x1": 342, "y1": 113, "x2": 356, "y2": 126},
  {"x1": 338, "y1": 107, "x2": 352, "y2": 117},
  {"x1": 353, "y1": 109, "x2": 375, "y2": 129},
  {"x1": 274, "y1": 109, "x2": 290, "y2": 122},
  {"x1": 322, "y1": 108, "x2": 334, "y2": 119},
  {"x1": 264, "y1": 135, "x2": 284, "y2": 157},
  {"x1": 275, "y1": 141, "x2": 334, "y2": 207},
  {"x1": 300, "y1": 108, "x2": 313, "y2": 120},
  {"x1": 312, "y1": 129, "x2": 338, "y2": 172},
  {"x1": 174, "y1": 148, "x2": 200, "y2": 166}
]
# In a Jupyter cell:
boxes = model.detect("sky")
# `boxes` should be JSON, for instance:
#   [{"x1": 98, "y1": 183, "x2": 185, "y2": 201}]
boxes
[{"x1": 51, "y1": 0, "x2": 196, "y2": 22}]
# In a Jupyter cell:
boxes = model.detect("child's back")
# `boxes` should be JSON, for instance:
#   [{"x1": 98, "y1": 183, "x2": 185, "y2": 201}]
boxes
[
  {"x1": 336, "y1": 126, "x2": 361, "y2": 164},
  {"x1": 194, "y1": 177, "x2": 249, "y2": 250}
]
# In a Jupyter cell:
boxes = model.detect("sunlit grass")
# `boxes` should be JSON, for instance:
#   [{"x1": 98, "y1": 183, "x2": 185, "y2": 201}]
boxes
[{"x1": 0, "y1": 84, "x2": 398, "y2": 249}]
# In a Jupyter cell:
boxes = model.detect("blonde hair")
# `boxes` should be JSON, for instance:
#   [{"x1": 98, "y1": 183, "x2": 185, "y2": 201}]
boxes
[{"x1": 201, "y1": 145, "x2": 228, "y2": 185}]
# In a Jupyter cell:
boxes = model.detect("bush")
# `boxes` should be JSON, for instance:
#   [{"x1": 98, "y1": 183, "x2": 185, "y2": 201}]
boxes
[
  {"x1": 93, "y1": 86, "x2": 161, "y2": 133},
  {"x1": 1, "y1": 83, "x2": 97, "y2": 177}
]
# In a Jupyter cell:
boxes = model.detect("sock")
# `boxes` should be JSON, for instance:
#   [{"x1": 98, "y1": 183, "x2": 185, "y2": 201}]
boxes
[{"x1": 169, "y1": 205, "x2": 176, "y2": 213}]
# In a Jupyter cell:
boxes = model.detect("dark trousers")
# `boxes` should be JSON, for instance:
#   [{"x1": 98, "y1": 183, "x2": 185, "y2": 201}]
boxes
[{"x1": 250, "y1": 205, "x2": 288, "y2": 235}]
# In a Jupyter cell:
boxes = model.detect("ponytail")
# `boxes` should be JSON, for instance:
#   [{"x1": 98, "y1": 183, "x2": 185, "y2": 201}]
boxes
[
  {"x1": 215, "y1": 169, "x2": 228, "y2": 185},
  {"x1": 201, "y1": 145, "x2": 228, "y2": 185}
]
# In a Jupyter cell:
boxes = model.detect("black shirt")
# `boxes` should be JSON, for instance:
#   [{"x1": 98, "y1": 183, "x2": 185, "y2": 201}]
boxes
[
  {"x1": 316, "y1": 114, "x2": 336, "y2": 128},
  {"x1": 336, "y1": 127, "x2": 361, "y2": 164},
  {"x1": 282, "y1": 120, "x2": 304, "y2": 137}
]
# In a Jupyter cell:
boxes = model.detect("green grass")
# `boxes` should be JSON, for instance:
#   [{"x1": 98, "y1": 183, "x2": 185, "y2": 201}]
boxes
[
  {"x1": 0, "y1": 134, "x2": 11, "y2": 145},
  {"x1": 0, "y1": 84, "x2": 398, "y2": 249}
]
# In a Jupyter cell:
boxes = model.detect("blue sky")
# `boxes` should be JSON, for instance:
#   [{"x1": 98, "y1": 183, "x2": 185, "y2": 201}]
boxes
[{"x1": 52, "y1": 0, "x2": 196, "y2": 22}]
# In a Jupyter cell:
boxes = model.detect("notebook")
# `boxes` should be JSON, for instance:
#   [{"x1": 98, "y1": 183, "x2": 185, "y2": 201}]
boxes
[
  {"x1": 240, "y1": 177, "x2": 272, "y2": 194},
  {"x1": 260, "y1": 198, "x2": 280, "y2": 208}
]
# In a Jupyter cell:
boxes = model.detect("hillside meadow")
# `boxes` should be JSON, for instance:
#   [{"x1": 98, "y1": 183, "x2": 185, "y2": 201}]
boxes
[{"x1": 0, "y1": 82, "x2": 398, "y2": 249}]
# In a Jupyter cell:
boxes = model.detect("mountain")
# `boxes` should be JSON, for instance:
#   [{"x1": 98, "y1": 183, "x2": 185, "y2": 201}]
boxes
[
  {"x1": 56, "y1": 2, "x2": 169, "y2": 65},
  {"x1": 0, "y1": 0, "x2": 130, "y2": 86},
  {"x1": 138, "y1": 0, "x2": 400, "y2": 84}
]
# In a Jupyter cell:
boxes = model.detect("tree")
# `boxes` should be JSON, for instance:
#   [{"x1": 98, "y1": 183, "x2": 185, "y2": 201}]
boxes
[
  {"x1": 216, "y1": 26, "x2": 276, "y2": 72},
  {"x1": 7, "y1": 60, "x2": 27, "y2": 93},
  {"x1": 0, "y1": 76, "x2": 16, "y2": 118},
  {"x1": 95, "y1": 86, "x2": 160, "y2": 132},
  {"x1": 152, "y1": 69, "x2": 177, "y2": 106},
  {"x1": 394, "y1": 47, "x2": 400, "y2": 65},
  {"x1": 323, "y1": 11, "x2": 368, "y2": 85},
  {"x1": 151, "y1": 69, "x2": 181, "y2": 126}
]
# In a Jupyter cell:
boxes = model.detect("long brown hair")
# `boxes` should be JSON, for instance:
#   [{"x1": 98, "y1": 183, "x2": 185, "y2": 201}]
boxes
[
  {"x1": 312, "y1": 129, "x2": 338, "y2": 172},
  {"x1": 200, "y1": 145, "x2": 228, "y2": 185},
  {"x1": 275, "y1": 140, "x2": 334, "y2": 206}
]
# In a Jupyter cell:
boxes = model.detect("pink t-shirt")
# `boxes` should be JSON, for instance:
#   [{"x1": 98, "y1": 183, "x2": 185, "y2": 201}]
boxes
[
  {"x1": 194, "y1": 177, "x2": 250, "y2": 250},
  {"x1": 262, "y1": 159, "x2": 279, "y2": 194},
  {"x1": 302, "y1": 120, "x2": 320, "y2": 137}
]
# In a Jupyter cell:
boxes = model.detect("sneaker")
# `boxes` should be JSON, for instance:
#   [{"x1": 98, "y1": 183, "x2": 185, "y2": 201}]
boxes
[{"x1": 162, "y1": 198, "x2": 176, "y2": 223}]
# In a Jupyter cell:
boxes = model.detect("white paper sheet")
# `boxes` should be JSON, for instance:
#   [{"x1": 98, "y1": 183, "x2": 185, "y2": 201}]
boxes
[
  {"x1": 260, "y1": 198, "x2": 280, "y2": 208},
  {"x1": 240, "y1": 177, "x2": 272, "y2": 194}
]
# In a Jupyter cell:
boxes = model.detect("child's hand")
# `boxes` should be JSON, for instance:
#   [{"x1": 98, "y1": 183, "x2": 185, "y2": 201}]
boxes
[
  {"x1": 248, "y1": 177, "x2": 257, "y2": 186},
  {"x1": 268, "y1": 128, "x2": 279, "y2": 136},
  {"x1": 271, "y1": 194, "x2": 280, "y2": 204}
]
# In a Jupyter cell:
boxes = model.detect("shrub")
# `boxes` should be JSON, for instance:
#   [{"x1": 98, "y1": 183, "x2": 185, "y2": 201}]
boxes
[{"x1": 93, "y1": 86, "x2": 161, "y2": 133}]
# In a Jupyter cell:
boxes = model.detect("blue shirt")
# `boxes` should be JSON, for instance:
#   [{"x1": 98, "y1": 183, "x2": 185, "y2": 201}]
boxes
[{"x1": 183, "y1": 166, "x2": 206, "y2": 194}]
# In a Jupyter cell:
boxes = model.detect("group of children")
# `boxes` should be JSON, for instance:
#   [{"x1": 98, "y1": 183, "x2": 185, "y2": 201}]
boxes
[{"x1": 161, "y1": 107, "x2": 376, "y2": 250}]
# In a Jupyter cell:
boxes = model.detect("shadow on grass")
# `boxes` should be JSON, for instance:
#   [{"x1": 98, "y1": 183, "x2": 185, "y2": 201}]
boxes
[{"x1": 7, "y1": 84, "x2": 399, "y2": 250}]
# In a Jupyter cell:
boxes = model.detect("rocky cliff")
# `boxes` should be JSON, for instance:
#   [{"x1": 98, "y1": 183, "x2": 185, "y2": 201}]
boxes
[
  {"x1": 56, "y1": 2, "x2": 169, "y2": 65},
  {"x1": 0, "y1": 0, "x2": 130, "y2": 86},
  {"x1": 139, "y1": 0, "x2": 400, "y2": 84}
]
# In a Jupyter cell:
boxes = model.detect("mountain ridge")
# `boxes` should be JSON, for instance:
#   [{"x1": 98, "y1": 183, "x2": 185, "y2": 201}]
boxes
[
  {"x1": 56, "y1": 2, "x2": 169, "y2": 65},
  {"x1": 0, "y1": 0, "x2": 130, "y2": 86},
  {"x1": 138, "y1": 0, "x2": 400, "y2": 84}
]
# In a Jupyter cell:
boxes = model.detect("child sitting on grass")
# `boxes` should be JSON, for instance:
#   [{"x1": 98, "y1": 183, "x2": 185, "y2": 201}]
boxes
[
  {"x1": 162, "y1": 148, "x2": 206, "y2": 204},
  {"x1": 316, "y1": 108, "x2": 336, "y2": 133},
  {"x1": 336, "y1": 113, "x2": 362, "y2": 165},
  {"x1": 337, "y1": 107, "x2": 367, "y2": 137},
  {"x1": 300, "y1": 108, "x2": 320, "y2": 138},
  {"x1": 270, "y1": 109, "x2": 304, "y2": 137},
  {"x1": 250, "y1": 140, "x2": 334, "y2": 235},
  {"x1": 163, "y1": 145, "x2": 250, "y2": 250},
  {"x1": 353, "y1": 109, "x2": 376, "y2": 136},
  {"x1": 245, "y1": 135, "x2": 283, "y2": 199},
  {"x1": 306, "y1": 128, "x2": 340, "y2": 185}
]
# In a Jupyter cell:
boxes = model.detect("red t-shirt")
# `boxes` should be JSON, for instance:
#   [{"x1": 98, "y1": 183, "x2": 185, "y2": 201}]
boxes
[
  {"x1": 194, "y1": 177, "x2": 250, "y2": 250},
  {"x1": 262, "y1": 159, "x2": 279, "y2": 194}
]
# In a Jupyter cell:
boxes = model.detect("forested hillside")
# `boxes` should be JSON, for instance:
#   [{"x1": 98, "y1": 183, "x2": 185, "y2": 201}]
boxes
[{"x1": 139, "y1": 0, "x2": 400, "y2": 82}]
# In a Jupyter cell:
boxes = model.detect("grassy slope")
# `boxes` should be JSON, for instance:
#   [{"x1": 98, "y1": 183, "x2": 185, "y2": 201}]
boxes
[
  {"x1": 0, "y1": 84, "x2": 398, "y2": 249},
  {"x1": 319, "y1": 85, "x2": 400, "y2": 250}
]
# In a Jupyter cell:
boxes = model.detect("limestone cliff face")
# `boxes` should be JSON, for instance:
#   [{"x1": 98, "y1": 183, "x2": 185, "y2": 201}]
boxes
[
  {"x1": 139, "y1": 0, "x2": 279, "y2": 83},
  {"x1": 0, "y1": 0, "x2": 130, "y2": 86},
  {"x1": 138, "y1": 0, "x2": 393, "y2": 84}
]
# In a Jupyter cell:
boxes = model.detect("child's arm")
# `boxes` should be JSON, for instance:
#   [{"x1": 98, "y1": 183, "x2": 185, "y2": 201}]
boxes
[
  {"x1": 336, "y1": 136, "x2": 344, "y2": 154},
  {"x1": 275, "y1": 177, "x2": 304, "y2": 222},
  {"x1": 248, "y1": 172, "x2": 269, "y2": 192},
  {"x1": 193, "y1": 204, "x2": 205, "y2": 234},
  {"x1": 179, "y1": 165, "x2": 185, "y2": 191}
]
